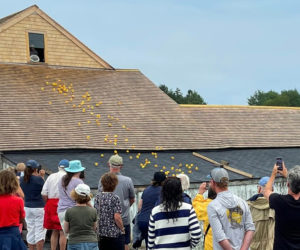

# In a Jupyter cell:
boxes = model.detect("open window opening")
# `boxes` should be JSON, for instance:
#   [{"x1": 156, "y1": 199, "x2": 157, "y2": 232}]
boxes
[{"x1": 28, "y1": 33, "x2": 45, "y2": 63}]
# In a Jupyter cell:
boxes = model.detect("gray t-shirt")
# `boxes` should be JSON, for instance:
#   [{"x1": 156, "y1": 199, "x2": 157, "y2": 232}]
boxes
[
  {"x1": 207, "y1": 190, "x2": 255, "y2": 250},
  {"x1": 98, "y1": 172, "x2": 135, "y2": 225},
  {"x1": 65, "y1": 206, "x2": 98, "y2": 244}
]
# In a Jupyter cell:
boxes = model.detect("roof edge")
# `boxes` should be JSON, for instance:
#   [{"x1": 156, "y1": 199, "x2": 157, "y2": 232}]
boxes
[{"x1": 180, "y1": 104, "x2": 300, "y2": 110}]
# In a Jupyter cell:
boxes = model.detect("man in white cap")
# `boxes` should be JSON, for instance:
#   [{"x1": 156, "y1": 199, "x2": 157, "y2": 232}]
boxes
[
  {"x1": 247, "y1": 177, "x2": 275, "y2": 250},
  {"x1": 207, "y1": 167, "x2": 255, "y2": 250},
  {"x1": 41, "y1": 159, "x2": 69, "y2": 250},
  {"x1": 98, "y1": 154, "x2": 135, "y2": 250}
]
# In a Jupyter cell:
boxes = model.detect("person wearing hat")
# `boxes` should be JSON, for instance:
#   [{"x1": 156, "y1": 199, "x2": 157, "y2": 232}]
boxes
[
  {"x1": 134, "y1": 172, "x2": 166, "y2": 248},
  {"x1": 20, "y1": 160, "x2": 47, "y2": 250},
  {"x1": 207, "y1": 167, "x2": 255, "y2": 250},
  {"x1": 57, "y1": 160, "x2": 86, "y2": 237},
  {"x1": 98, "y1": 154, "x2": 135, "y2": 250},
  {"x1": 247, "y1": 177, "x2": 275, "y2": 250},
  {"x1": 64, "y1": 183, "x2": 98, "y2": 250},
  {"x1": 41, "y1": 159, "x2": 69, "y2": 250}
]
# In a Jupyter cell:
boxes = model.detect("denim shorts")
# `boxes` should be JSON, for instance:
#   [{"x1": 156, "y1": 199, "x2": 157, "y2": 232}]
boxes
[{"x1": 68, "y1": 242, "x2": 99, "y2": 250}]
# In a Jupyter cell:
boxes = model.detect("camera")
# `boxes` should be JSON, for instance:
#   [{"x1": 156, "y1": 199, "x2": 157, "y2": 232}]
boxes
[{"x1": 276, "y1": 157, "x2": 283, "y2": 171}]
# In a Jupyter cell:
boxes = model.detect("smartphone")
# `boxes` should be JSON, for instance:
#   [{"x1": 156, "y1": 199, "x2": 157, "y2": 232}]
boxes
[{"x1": 276, "y1": 157, "x2": 283, "y2": 171}]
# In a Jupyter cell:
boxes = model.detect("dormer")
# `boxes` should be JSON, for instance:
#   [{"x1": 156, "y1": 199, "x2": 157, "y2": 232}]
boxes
[{"x1": 0, "y1": 5, "x2": 113, "y2": 69}]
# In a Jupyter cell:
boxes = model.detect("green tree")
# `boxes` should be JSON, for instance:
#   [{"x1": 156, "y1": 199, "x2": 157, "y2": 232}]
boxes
[
  {"x1": 159, "y1": 84, "x2": 206, "y2": 104},
  {"x1": 248, "y1": 89, "x2": 300, "y2": 107},
  {"x1": 185, "y1": 90, "x2": 206, "y2": 104}
]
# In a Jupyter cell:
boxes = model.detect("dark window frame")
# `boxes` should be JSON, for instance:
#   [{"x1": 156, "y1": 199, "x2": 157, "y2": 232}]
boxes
[{"x1": 27, "y1": 32, "x2": 46, "y2": 63}]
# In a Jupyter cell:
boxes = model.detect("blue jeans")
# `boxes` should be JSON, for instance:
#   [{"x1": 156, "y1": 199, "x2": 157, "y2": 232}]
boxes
[{"x1": 68, "y1": 242, "x2": 99, "y2": 250}]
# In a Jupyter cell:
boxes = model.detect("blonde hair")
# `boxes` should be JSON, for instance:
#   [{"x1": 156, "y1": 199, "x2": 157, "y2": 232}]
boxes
[
  {"x1": 70, "y1": 189, "x2": 92, "y2": 204},
  {"x1": 177, "y1": 173, "x2": 190, "y2": 191},
  {"x1": 16, "y1": 163, "x2": 26, "y2": 172}
]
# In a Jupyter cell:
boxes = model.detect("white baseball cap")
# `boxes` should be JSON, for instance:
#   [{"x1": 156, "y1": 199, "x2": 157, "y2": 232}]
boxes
[{"x1": 75, "y1": 184, "x2": 91, "y2": 196}]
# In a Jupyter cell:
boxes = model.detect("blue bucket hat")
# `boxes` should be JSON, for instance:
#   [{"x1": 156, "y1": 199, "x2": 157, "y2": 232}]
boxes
[
  {"x1": 26, "y1": 160, "x2": 40, "y2": 169},
  {"x1": 64, "y1": 160, "x2": 85, "y2": 173},
  {"x1": 258, "y1": 176, "x2": 270, "y2": 187},
  {"x1": 58, "y1": 159, "x2": 69, "y2": 168}
]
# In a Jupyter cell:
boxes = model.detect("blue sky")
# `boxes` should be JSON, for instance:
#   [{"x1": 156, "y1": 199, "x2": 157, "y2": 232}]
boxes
[{"x1": 1, "y1": 0, "x2": 300, "y2": 105}]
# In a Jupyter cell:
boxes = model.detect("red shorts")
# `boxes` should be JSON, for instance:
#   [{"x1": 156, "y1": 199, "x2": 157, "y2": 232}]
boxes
[{"x1": 43, "y1": 198, "x2": 62, "y2": 230}]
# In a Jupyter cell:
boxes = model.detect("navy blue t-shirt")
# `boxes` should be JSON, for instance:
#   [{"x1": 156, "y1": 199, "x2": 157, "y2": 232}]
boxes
[
  {"x1": 20, "y1": 175, "x2": 45, "y2": 208},
  {"x1": 138, "y1": 185, "x2": 161, "y2": 222}
]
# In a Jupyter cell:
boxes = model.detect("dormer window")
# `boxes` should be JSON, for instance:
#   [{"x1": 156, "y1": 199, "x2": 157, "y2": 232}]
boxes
[{"x1": 28, "y1": 32, "x2": 45, "y2": 63}]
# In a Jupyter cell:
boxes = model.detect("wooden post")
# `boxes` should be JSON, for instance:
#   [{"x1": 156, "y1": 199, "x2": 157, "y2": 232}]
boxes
[{"x1": 192, "y1": 152, "x2": 253, "y2": 178}]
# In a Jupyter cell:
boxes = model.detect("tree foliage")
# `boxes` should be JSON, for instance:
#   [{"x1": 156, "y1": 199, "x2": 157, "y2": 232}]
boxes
[
  {"x1": 159, "y1": 84, "x2": 206, "y2": 104},
  {"x1": 248, "y1": 89, "x2": 300, "y2": 107}
]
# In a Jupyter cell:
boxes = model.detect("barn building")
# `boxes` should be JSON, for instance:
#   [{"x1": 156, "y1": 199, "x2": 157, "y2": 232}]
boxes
[{"x1": 1, "y1": 5, "x2": 300, "y2": 200}]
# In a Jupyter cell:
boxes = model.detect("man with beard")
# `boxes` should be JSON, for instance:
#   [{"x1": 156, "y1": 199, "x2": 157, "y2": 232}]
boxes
[{"x1": 207, "y1": 167, "x2": 255, "y2": 250}]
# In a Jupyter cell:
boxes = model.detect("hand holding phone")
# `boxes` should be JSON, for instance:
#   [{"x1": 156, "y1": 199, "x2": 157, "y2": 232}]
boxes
[{"x1": 276, "y1": 157, "x2": 283, "y2": 171}]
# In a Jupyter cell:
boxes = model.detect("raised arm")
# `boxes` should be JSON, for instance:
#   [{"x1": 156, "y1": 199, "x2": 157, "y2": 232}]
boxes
[
  {"x1": 264, "y1": 162, "x2": 288, "y2": 201},
  {"x1": 192, "y1": 182, "x2": 208, "y2": 221}
]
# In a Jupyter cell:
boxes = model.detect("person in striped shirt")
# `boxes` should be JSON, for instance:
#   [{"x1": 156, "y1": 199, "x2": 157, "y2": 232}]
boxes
[{"x1": 148, "y1": 177, "x2": 201, "y2": 249}]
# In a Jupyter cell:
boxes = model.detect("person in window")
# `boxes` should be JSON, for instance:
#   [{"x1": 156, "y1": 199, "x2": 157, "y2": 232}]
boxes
[{"x1": 29, "y1": 44, "x2": 40, "y2": 62}]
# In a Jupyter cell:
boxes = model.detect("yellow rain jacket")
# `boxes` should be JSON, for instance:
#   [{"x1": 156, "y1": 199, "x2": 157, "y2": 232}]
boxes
[{"x1": 192, "y1": 194, "x2": 213, "y2": 250}]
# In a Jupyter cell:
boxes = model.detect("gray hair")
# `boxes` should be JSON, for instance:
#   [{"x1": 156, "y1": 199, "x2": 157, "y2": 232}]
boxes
[
  {"x1": 177, "y1": 173, "x2": 190, "y2": 191},
  {"x1": 288, "y1": 165, "x2": 300, "y2": 194}
]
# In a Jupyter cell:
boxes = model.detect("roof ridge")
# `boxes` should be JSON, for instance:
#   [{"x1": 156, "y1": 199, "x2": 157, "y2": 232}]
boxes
[
  {"x1": 0, "y1": 5, "x2": 114, "y2": 70},
  {"x1": 0, "y1": 5, "x2": 37, "y2": 26},
  {"x1": 180, "y1": 104, "x2": 300, "y2": 110}
]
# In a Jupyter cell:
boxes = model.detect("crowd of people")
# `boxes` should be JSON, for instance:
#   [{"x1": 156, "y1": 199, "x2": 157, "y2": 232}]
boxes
[{"x1": 0, "y1": 155, "x2": 300, "y2": 250}]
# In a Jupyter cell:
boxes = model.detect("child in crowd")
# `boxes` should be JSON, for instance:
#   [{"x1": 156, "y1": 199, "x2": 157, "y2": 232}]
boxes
[
  {"x1": 64, "y1": 183, "x2": 98, "y2": 250},
  {"x1": 0, "y1": 170, "x2": 27, "y2": 249}
]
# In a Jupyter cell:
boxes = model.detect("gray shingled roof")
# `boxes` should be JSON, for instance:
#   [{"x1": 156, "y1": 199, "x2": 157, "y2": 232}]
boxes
[
  {"x1": 1, "y1": 63, "x2": 300, "y2": 152},
  {"x1": 4, "y1": 148, "x2": 300, "y2": 187}
]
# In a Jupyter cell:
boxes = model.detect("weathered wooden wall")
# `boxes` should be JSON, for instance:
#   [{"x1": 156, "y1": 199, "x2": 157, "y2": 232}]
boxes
[{"x1": 0, "y1": 13, "x2": 103, "y2": 68}]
